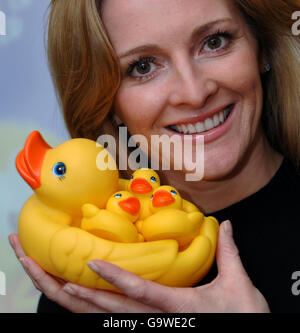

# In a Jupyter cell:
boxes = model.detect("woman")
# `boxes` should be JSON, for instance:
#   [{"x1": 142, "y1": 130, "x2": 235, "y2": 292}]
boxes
[{"x1": 9, "y1": 0, "x2": 300, "y2": 312}]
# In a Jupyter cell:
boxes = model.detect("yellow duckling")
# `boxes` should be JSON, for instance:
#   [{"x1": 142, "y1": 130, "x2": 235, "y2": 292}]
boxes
[
  {"x1": 81, "y1": 191, "x2": 143, "y2": 243},
  {"x1": 119, "y1": 168, "x2": 161, "y2": 196},
  {"x1": 150, "y1": 185, "x2": 193, "y2": 212},
  {"x1": 107, "y1": 191, "x2": 141, "y2": 223},
  {"x1": 120, "y1": 168, "x2": 161, "y2": 219},
  {"x1": 138, "y1": 186, "x2": 204, "y2": 248}
]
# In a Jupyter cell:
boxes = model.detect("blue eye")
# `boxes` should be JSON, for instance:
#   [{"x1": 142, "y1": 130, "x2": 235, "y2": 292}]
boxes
[
  {"x1": 114, "y1": 193, "x2": 122, "y2": 198},
  {"x1": 150, "y1": 176, "x2": 157, "y2": 182},
  {"x1": 53, "y1": 162, "x2": 66, "y2": 177},
  {"x1": 170, "y1": 190, "x2": 177, "y2": 195}
]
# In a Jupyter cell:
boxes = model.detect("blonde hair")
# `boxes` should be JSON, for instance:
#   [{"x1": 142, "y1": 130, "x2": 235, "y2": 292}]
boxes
[
  {"x1": 47, "y1": 0, "x2": 300, "y2": 168},
  {"x1": 47, "y1": 0, "x2": 121, "y2": 140}
]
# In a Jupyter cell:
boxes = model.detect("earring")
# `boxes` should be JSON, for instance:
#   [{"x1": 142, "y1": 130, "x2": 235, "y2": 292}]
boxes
[{"x1": 264, "y1": 63, "x2": 271, "y2": 73}]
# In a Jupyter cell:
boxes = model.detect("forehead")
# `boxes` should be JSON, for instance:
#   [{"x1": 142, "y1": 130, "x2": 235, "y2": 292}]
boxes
[{"x1": 101, "y1": 0, "x2": 243, "y2": 52}]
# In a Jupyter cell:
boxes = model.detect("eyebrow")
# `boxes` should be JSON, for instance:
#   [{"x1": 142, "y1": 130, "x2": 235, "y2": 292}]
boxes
[{"x1": 118, "y1": 18, "x2": 232, "y2": 59}]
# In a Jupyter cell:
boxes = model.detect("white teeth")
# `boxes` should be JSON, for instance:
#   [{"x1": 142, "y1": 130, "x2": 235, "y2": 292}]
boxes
[
  {"x1": 181, "y1": 124, "x2": 188, "y2": 134},
  {"x1": 171, "y1": 105, "x2": 233, "y2": 135},
  {"x1": 196, "y1": 122, "x2": 205, "y2": 132},
  {"x1": 187, "y1": 124, "x2": 197, "y2": 134},
  {"x1": 213, "y1": 114, "x2": 220, "y2": 127},
  {"x1": 204, "y1": 118, "x2": 214, "y2": 131},
  {"x1": 219, "y1": 111, "x2": 224, "y2": 123}
]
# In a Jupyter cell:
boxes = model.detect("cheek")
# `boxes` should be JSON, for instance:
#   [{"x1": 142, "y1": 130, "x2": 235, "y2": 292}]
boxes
[
  {"x1": 212, "y1": 44, "x2": 261, "y2": 96},
  {"x1": 229, "y1": 55, "x2": 263, "y2": 135},
  {"x1": 202, "y1": 50, "x2": 263, "y2": 178},
  {"x1": 211, "y1": 46, "x2": 263, "y2": 127},
  {"x1": 114, "y1": 84, "x2": 164, "y2": 133}
]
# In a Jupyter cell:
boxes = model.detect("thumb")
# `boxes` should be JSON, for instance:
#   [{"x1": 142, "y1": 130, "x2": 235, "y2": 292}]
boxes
[{"x1": 216, "y1": 220, "x2": 249, "y2": 280}]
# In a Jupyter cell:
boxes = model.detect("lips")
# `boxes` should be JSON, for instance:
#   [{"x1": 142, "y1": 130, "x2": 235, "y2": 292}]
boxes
[
  {"x1": 15, "y1": 131, "x2": 52, "y2": 190},
  {"x1": 130, "y1": 178, "x2": 153, "y2": 194},
  {"x1": 164, "y1": 103, "x2": 236, "y2": 144},
  {"x1": 152, "y1": 190, "x2": 175, "y2": 207},
  {"x1": 118, "y1": 196, "x2": 141, "y2": 215},
  {"x1": 168, "y1": 104, "x2": 234, "y2": 134}
]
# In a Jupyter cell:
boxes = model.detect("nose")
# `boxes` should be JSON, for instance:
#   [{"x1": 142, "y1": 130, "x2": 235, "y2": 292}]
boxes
[{"x1": 168, "y1": 56, "x2": 218, "y2": 108}]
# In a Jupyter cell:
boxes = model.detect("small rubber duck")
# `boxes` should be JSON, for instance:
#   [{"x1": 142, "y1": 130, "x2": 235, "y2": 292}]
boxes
[
  {"x1": 150, "y1": 185, "x2": 200, "y2": 214},
  {"x1": 120, "y1": 168, "x2": 161, "y2": 196},
  {"x1": 120, "y1": 168, "x2": 161, "y2": 219},
  {"x1": 81, "y1": 191, "x2": 143, "y2": 243},
  {"x1": 150, "y1": 185, "x2": 183, "y2": 212},
  {"x1": 106, "y1": 191, "x2": 141, "y2": 223},
  {"x1": 138, "y1": 186, "x2": 204, "y2": 248}
]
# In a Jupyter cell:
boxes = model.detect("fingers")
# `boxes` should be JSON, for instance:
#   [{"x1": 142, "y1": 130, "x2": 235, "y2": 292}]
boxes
[
  {"x1": 82, "y1": 260, "x2": 182, "y2": 312},
  {"x1": 63, "y1": 283, "x2": 161, "y2": 313},
  {"x1": 216, "y1": 221, "x2": 250, "y2": 281},
  {"x1": 8, "y1": 233, "x2": 156, "y2": 313},
  {"x1": 8, "y1": 234, "x2": 26, "y2": 260},
  {"x1": 8, "y1": 234, "x2": 105, "y2": 313}
]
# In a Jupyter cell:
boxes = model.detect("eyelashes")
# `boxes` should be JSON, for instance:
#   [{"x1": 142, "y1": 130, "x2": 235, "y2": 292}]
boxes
[
  {"x1": 126, "y1": 56, "x2": 157, "y2": 81},
  {"x1": 124, "y1": 30, "x2": 234, "y2": 81},
  {"x1": 203, "y1": 30, "x2": 233, "y2": 51}
]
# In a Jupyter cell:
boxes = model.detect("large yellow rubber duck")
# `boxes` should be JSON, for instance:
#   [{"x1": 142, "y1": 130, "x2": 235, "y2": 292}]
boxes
[{"x1": 15, "y1": 131, "x2": 219, "y2": 291}]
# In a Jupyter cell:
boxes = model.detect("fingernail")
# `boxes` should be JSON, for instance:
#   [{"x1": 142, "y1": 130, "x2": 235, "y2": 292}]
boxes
[
  {"x1": 223, "y1": 220, "x2": 233, "y2": 237},
  {"x1": 87, "y1": 260, "x2": 101, "y2": 273},
  {"x1": 63, "y1": 285, "x2": 77, "y2": 296}
]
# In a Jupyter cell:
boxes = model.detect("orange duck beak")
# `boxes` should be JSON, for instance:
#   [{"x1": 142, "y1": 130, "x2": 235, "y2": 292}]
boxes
[
  {"x1": 130, "y1": 178, "x2": 152, "y2": 194},
  {"x1": 152, "y1": 190, "x2": 175, "y2": 207},
  {"x1": 15, "y1": 131, "x2": 52, "y2": 190},
  {"x1": 118, "y1": 196, "x2": 141, "y2": 216}
]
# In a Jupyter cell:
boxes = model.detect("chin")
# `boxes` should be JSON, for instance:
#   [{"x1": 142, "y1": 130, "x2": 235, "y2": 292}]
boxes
[{"x1": 199, "y1": 149, "x2": 242, "y2": 181}]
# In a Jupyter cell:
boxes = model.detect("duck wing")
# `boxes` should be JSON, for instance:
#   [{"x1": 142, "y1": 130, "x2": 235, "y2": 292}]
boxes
[{"x1": 49, "y1": 226, "x2": 179, "y2": 290}]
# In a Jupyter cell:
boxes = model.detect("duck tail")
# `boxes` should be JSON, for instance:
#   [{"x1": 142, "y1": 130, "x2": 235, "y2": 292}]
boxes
[{"x1": 81, "y1": 203, "x2": 100, "y2": 218}]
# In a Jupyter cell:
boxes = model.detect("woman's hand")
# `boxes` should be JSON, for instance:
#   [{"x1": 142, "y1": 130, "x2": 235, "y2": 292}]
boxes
[{"x1": 8, "y1": 221, "x2": 270, "y2": 313}]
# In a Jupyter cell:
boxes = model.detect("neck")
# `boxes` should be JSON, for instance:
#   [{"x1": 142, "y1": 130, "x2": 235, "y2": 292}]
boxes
[{"x1": 159, "y1": 130, "x2": 283, "y2": 215}]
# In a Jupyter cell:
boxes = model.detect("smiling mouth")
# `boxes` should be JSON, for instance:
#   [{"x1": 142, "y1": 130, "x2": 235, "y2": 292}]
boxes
[{"x1": 168, "y1": 104, "x2": 234, "y2": 135}]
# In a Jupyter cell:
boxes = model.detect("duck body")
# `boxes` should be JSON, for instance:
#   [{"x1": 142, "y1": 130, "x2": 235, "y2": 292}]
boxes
[
  {"x1": 138, "y1": 186, "x2": 204, "y2": 248},
  {"x1": 81, "y1": 191, "x2": 143, "y2": 243},
  {"x1": 141, "y1": 209, "x2": 202, "y2": 248},
  {"x1": 16, "y1": 131, "x2": 219, "y2": 291}
]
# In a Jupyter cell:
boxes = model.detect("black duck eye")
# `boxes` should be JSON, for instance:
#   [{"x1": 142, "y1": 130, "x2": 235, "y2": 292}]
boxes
[
  {"x1": 114, "y1": 193, "x2": 122, "y2": 198},
  {"x1": 53, "y1": 162, "x2": 66, "y2": 177},
  {"x1": 170, "y1": 190, "x2": 177, "y2": 195},
  {"x1": 150, "y1": 176, "x2": 157, "y2": 182}
]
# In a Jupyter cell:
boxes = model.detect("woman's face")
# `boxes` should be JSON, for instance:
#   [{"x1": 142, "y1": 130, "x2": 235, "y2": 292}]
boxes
[{"x1": 101, "y1": 0, "x2": 264, "y2": 180}]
